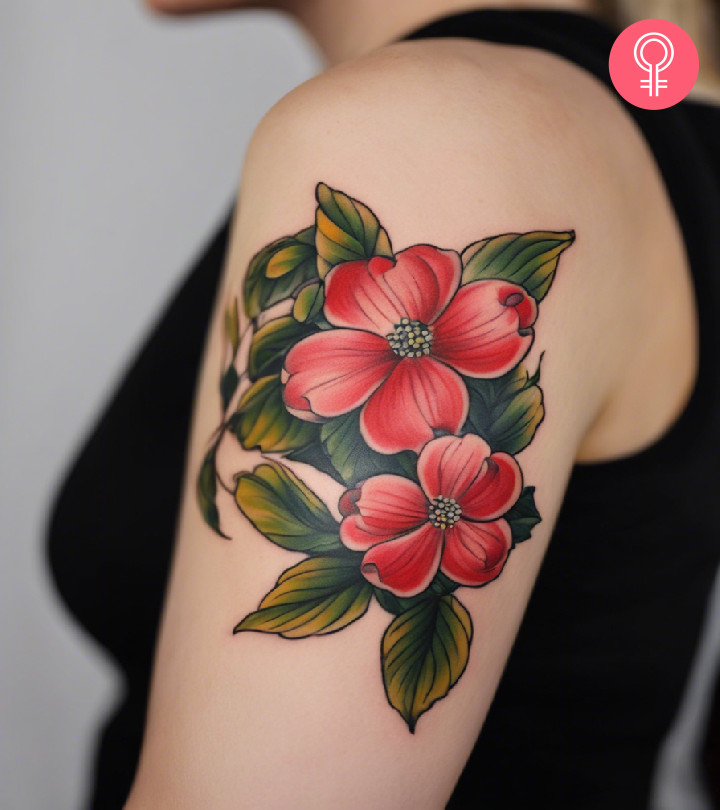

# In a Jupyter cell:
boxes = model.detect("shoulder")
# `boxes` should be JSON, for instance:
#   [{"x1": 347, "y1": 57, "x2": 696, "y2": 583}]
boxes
[
  {"x1": 239, "y1": 38, "x2": 652, "y2": 277},
  {"x1": 246, "y1": 36, "x2": 647, "y2": 189}
]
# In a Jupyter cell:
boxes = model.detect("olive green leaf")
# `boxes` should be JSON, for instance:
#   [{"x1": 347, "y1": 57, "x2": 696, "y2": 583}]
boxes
[
  {"x1": 225, "y1": 297, "x2": 240, "y2": 355},
  {"x1": 230, "y1": 375, "x2": 318, "y2": 454},
  {"x1": 504, "y1": 486, "x2": 541, "y2": 546},
  {"x1": 292, "y1": 282, "x2": 325, "y2": 323},
  {"x1": 382, "y1": 594, "x2": 473, "y2": 732},
  {"x1": 315, "y1": 183, "x2": 393, "y2": 279},
  {"x1": 235, "y1": 460, "x2": 342, "y2": 554},
  {"x1": 244, "y1": 226, "x2": 317, "y2": 319},
  {"x1": 461, "y1": 231, "x2": 575, "y2": 301},
  {"x1": 235, "y1": 556, "x2": 372, "y2": 638},
  {"x1": 464, "y1": 359, "x2": 545, "y2": 454},
  {"x1": 196, "y1": 447, "x2": 229, "y2": 539},
  {"x1": 320, "y1": 410, "x2": 417, "y2": 486},
  {"x1": 247, "y1": 316, "x2": 314, "y2": 381}
]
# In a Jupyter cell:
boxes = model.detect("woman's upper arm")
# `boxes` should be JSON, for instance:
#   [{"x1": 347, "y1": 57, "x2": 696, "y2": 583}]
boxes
[{"x1": 125, "y1": 43, "x2": 644, "y2": 810}]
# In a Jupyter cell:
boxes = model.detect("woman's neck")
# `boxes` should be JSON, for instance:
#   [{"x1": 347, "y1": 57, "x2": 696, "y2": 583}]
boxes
[{"x1": 287, "y1": 0, "x2": 600, "y2": 64}]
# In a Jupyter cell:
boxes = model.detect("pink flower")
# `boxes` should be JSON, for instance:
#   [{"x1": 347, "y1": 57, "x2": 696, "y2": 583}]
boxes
[
  {"x1": 338, "y1": 434, "x2": 522, "y2": 597},
  {"x1": 282, "y1": 245, "x2": 537, "y2": 454}
]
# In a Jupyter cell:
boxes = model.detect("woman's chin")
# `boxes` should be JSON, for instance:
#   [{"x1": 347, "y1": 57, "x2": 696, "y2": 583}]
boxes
[{"x1": 143, "y1": 0, "x2": 263, "y2": 16}]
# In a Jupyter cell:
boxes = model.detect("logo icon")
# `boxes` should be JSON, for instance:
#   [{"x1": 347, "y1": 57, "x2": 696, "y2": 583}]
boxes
[
  {"x1": 609, "y1": 19, "x2": 698, "y2": 109},
  {"x1": 634, "y1": 31, "x2": 674, "y2": 96}
]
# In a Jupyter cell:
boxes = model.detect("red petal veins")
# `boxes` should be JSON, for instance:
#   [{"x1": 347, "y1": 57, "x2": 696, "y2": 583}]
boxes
[
  {"x1": 360, "y1": 522, "x2": 442, "y2": 597},
  {"x1": 323, "y1": 246, "x2": 461, "y2": 334},
  {"x1": 360, "y1": 356, "x2": 469, "y2": 454},
  {"x1": 390, "y1": 246, "x2": 461, "y2": 324},
  {"x1": 459, "y1": 452, "x2": 523, "y2": 521},
  {"x1": 417, "y1": 434, "x2": 492, "y2": 501},
  {"x1": 440, "y1": 519, "x2": 512, "y2": 587},
  {"x1": 339, "y1": 476, "x2": 428, "y2": 551},
  {"x1": 431, "y1": 280, "x2": 536, "y2": 377},
  {"x1": 324, "y1": 257, "x2": 403, "y2": 334},
  {"x1": 283, "y1": 330, "x2": 396, "y2": 419}
]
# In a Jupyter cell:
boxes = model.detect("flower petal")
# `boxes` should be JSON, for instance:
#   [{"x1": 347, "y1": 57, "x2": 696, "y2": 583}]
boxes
[
  {"x1": 440, "y1": 519, "x2": 512, "y2": 587},
  {"x1": 283, "y1": 330, "x2": 396, "y2": 419},
  {"x1": 339, "y1": 475, "x2": 428, "y2": 551},
  {"x1": 458, "y1": 452, "x2": 523, "y2": 521},
  {"x1": 324, "y1": 246, "x2": 461, "y2": 334},
  {"x1": 417, "y1": 434, "x2": 492, "y2": 501},
  {"x1": 361, "y1": 522, "x2": 442, "y2": 597},
  {"x1": 360, "y1": 356, "x2": 469, "y2": 454},
  {"x1": 432, "y1": 280, "x2": 537, "y2": 377}
]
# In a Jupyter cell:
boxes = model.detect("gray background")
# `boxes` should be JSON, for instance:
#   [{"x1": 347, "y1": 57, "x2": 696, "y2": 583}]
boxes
[
  {"x1": 2, "y1": 3, "x2": 718, "y2": 809},
  {"x1": 2, "y1": 4, "x2": 317, "y2": 808}
]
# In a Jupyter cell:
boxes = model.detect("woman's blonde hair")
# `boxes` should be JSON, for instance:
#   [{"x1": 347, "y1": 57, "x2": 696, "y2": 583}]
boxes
[{"x1": 601, "y1": 0, "x2": 720, "y2": 98}]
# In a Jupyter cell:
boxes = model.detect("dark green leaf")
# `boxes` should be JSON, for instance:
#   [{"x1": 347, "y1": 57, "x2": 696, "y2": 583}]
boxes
[
  {"x1": 505, "y1": 486, "x2": 541, "y2": 546},
  {"x1": 247, "y1": 316, "x2": 314, "y2": 381},
  {"x1": 320, "y1": 410, "x2": 417, "y2": 486},
  {"x1": 464, "y1": 360, "x2": 545, "y2": 454},
  {"x1": 461, "y1": 230, "x2": 575, "y2": 301},
  {"x1": 220, "y1": 364, "x2": 239, "y2": 410},
  {"x1": 235, "y1": 556, "x2": 372, "y2": 638},
  {"x1": 374, "y1": 573, "x2": 458, "y2": 617},
  {"x1": 244, "y1": 226, "x2": 317, "y2": 318},
  {"x1": 292, "y1": 282, "x2": 325, "y2": 323},
  {"x1": 196, "y1": 447, "x2": 228, "y2": 539},
  {"x1": 373, "y1": 588, "x2": 426, "y2": 617},
  {"x1": 230, "y1": 375, "x2": 318, "y2": 454},
  {"x1": 429, "y1": 571, "x2": 459, "y2": 596},
  {"x1": 315, "y1": 183, "x2": 393, "y2": 278},
  {"x1": 235, "y1": 460, "x2": 342, "y2": 553},
  {"x1": 382, "y1": 594, "x2": 473, "y2": 732}
]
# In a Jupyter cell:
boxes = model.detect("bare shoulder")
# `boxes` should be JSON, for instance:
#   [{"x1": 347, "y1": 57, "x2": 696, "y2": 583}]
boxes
[
  {"x1": 239, "y1": 35, "x2": 653, "y2": 278},
  {"x1": 248, "y1": 36, "x2": 649, "y2": 191}
]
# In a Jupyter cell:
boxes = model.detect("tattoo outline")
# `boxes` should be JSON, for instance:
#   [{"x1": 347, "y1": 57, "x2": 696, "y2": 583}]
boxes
[{"x1": 198, "y1": 182, "x2": 574, "y2": 731}]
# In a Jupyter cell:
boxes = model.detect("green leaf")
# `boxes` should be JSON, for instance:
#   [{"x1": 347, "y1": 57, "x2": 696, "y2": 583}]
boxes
[
  {"x1": 505, "y1": 486, "x2": 541, "y2": 546},
  {"x1": 235, "y1": 460, "x2": 342, "y2": 554},
  {"x1": 320, "y1": 410, "x2": 417, "y2": 487},
  {"x1": 196, "y1": 447, "x2": 228, "y2": 539},
  {"x1": 225, "y1": 298, "x2": 240, "y2": 355},
  {"x1": 235, "y1": 556, "x2": 372, "y2": 638},
  {"x1": 374, "y1": 573, "x2": 458, "y2": 617},
  {"x1": 373, "y1": 588, "x2": 426, "y2": 617},
  {"x1": 247, "y1": 316, "x2": 314, "y2": 381},
  {"x1": 461, "y1": 230, "x2": 575, "y2": 301},
  {"x1": 464, "y1": 360, "x2": 545, "y2": 454},
  {"x1": 230, "y1": 375, "x2": 318, "y2": 454},
  {"x1": 292, "y1": 282, "x2": 325, "y2": 323},
  {"x1": 220, "y1": 364, "x2": 239, "y2": 410},
  {"x1": 315, "y1": 183, "x2": 393, "y2": 279},
  {"x1": 382, "y1": 594, "x2": 473, "y2": 732},
  {"x1": 244, "y1": 226, "x2": 317, "y2": 318}
]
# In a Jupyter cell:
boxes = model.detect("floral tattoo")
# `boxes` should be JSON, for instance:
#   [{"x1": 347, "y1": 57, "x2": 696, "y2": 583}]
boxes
[{"x1": 198, "y1": 183, "x2": 574, "y2": 732}]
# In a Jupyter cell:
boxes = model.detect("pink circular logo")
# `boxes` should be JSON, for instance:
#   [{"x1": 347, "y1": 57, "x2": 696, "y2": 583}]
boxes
[{"x1": 609, "y1": 18, "x2": 699, "y2": 109}]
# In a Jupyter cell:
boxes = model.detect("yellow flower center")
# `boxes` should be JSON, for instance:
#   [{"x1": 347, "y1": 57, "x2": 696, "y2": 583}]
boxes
[
  {"x1": 387, "y1": 318, "x2": 433, "y2": 358},
  {"x1": 428, "y1": 496, "x2": 462, "y2": 529}
]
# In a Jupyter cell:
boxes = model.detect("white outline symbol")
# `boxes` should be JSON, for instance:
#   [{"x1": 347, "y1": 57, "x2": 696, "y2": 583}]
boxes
[{"x1": 634, "y1": 32, "x2": 674, "y2": 96}]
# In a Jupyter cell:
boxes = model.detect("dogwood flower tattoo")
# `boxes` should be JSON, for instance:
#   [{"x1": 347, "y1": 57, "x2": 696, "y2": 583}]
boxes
[{"x1": 198, "y1": 183, "x2": 574, "y2": 731}]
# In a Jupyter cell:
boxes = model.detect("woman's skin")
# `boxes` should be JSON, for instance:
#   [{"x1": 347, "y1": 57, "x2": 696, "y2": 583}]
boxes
[{"x1": 125, "y1": 1, "x2": 699, "y2": 807}]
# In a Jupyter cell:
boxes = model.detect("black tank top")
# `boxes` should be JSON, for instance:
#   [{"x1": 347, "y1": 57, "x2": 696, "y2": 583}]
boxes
[{"x1": 47, "y1": 8, "x2": 720, "y2": 808}]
